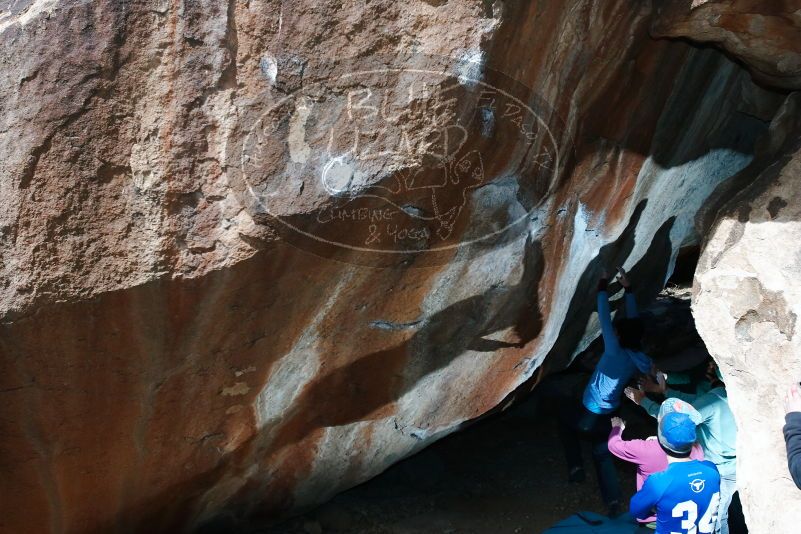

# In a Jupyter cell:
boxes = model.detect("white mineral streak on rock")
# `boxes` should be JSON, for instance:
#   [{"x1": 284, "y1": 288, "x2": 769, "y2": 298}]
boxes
[
  {"x1": 405, "y1": 226, "x2": 529, "y2": 418},
  {"x1": 625, "y1": 58, "x2": 754, "y2": 281},
  {"x1": 196, "y1": 269, "x2": 358, "y2": 524},
  {"x1": 254, "y1": 270, "x2": 356, "y2": 430},
  {"x1": 289, "y1": 97, "x2": 313, "y2": 165},
  {"x1": 0, "y1": 0, "x2": 60, "y2": 34},
  {"x1": 628, "y1": 148, "x2": 752, "y2": 275},
  {"x1": 454, "y1": 48, "x2": 485, "y2": 86},
  {"x1": 550, "y1": 202, "x2": 605, "y2": 354},
  {"x1": 260, "y1": 54, "x2": 278, "y2": 85},
  {"x1": 300, "y1": 187, "x2": 537, "y2": 498}
]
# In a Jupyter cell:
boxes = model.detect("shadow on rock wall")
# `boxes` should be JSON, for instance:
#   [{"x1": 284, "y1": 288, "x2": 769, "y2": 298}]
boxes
[{"x1": 541, "y1": 199, "x2": 677, "y2": 373}]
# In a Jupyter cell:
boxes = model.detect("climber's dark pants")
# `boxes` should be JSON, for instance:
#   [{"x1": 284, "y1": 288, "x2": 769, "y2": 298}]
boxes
[{"x1": 559, "y1": 401, "x2": 622, "y2": 507}]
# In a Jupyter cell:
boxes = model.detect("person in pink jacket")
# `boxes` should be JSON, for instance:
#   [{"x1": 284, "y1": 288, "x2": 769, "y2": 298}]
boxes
[{"x1": 608, "y1": 398, "x2": 704, "y2": 525}]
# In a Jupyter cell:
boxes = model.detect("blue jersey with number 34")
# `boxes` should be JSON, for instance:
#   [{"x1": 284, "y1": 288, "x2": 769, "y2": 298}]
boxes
[{"x1": 630, "y1": 459, "x2": 721, "y2": 534}]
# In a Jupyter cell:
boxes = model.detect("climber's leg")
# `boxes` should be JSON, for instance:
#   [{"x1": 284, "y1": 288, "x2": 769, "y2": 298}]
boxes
[
  {"x1": 716, "y1": 472, "x2": 737, "y2": 534},
  {"x1": 590, "y1": 418, "x2": 621, "y2": 512},
  {"x1": 557, "y1": 401, "x2": 585, "y2": 481}
]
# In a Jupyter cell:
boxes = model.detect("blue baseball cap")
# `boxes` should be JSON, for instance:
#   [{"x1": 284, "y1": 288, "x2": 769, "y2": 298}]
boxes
[{"x1": 658, "y1": 412, "x2": 698, "y2": 454}]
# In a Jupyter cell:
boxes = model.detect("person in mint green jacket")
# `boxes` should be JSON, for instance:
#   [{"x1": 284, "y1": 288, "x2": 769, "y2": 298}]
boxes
[{"x1": 626, "y1": 363, "x2": 736, "y2": 534}]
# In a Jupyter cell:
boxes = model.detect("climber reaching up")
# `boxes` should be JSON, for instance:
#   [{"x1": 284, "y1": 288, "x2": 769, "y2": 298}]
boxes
[
  {"x1": 559, "y1": 266, "x2": 653, "y2": 518},
  {"x1": 582, "y1": 266, "x2": 653, "y2": 415}
]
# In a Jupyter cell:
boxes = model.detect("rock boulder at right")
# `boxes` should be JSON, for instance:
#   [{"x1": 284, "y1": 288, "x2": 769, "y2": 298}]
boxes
[{"x1": 693, "y1": 94, "x2": 801, "y2": 532}]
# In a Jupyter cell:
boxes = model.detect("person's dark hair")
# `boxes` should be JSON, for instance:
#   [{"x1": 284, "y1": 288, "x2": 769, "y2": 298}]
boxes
[
  {"x1": 615, "y1": 317, "x2": 644, "y2": 351},
  {"x1": 660, "y1": 442, "x2": 692, "y2": 459},
  {"x1": 707, "y1": 358, "x2": 725, "y2": 388}
]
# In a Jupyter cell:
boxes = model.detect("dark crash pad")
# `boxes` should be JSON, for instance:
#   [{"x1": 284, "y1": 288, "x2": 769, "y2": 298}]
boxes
[{"x1": 542, "y1": 511, "x2": 644, "y2": 533}]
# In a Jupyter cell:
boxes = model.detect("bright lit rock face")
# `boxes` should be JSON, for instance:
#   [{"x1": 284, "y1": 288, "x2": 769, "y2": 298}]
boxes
[{"x1": 0, "y1": 1, "x2": 794, "y2": 531}]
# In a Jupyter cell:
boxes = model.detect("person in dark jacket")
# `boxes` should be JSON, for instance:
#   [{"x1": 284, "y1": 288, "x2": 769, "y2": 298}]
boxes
[{"x1": 784, "y1": 383, "x2": 801, "y2": 490}]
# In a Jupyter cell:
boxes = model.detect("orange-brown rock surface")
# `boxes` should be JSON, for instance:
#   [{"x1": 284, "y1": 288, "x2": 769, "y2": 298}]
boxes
[
  {"x1": 0, "y1": 1, "x2": 795, "y2": 532},
  {"x1": 652, "y1": 0, "x2": 801, "y2": 90}
]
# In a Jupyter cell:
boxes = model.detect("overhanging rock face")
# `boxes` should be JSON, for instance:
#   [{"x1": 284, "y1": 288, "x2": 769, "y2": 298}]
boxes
[
  {"x1": 0, "y1": 1, "x2": 792, "y2": 531},
  {"x1": 652, "y1": 0, "x2": 801, "y2": 90}
]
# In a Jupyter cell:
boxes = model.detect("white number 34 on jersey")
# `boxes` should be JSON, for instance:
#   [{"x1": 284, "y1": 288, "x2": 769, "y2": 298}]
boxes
[{"x1": 671, "y1": 492, "x2": 720, "y2": 534}]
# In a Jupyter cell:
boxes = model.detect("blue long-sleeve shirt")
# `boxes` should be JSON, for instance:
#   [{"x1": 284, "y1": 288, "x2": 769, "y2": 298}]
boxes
[
  {"x1": 642, "y1": 387, "x2": 737, "y2": 477},
  {"x1": 582, "y1": 290, "x2": 652, "y2": 414},
  {"x1": 630, "y1": 459, "x2": 721, "y2": 533}
]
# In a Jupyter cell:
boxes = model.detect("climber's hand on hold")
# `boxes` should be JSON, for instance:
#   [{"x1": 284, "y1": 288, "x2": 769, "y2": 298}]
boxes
[
  {"x1": 611, "y1": 417, "x2": 625, "y2": 430},
  {"x1": 785, "y1": 384, "x2": 801, "y2": 415},
  {"x1": 616, "y1": 266, "x2": 630, "y2": 288},
  {"x1": 625, "y1": 386, "x2": 645, "y2": 405},
  {"x1": 639, "y1": 374, "x2": 666, "y2": 394},
  {"x1": 656, "y1": 371, "x2": 667, "y2": 393},
  {"x1": 706, "y1": 360, "x2": 719, "y2": 383}
]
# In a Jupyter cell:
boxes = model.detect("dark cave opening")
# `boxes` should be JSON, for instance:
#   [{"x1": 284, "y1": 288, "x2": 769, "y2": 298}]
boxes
[{"x1": 667, "y1": 246, "x2": 701, "y2": 288}]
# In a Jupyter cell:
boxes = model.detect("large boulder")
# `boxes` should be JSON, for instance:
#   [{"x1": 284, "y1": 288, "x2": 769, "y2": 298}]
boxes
[
  {"x1": 693, "y1": 94, "x2": 801, "y2": 532},
  {"x1": 0, "y1": 0, "x2": 790, "y2": 531}
]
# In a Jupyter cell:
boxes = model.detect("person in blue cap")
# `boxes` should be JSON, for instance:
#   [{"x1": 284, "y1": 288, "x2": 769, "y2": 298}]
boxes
[
  {"x1": 629, "y1": 402, "x2": 721, "y2": 534},
  {"x1": 628, "y1": 361, "x2": 736, "y2": 533},
  {"x1": 608, "y1": 399, "x2": 705, "y2": 528}
]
